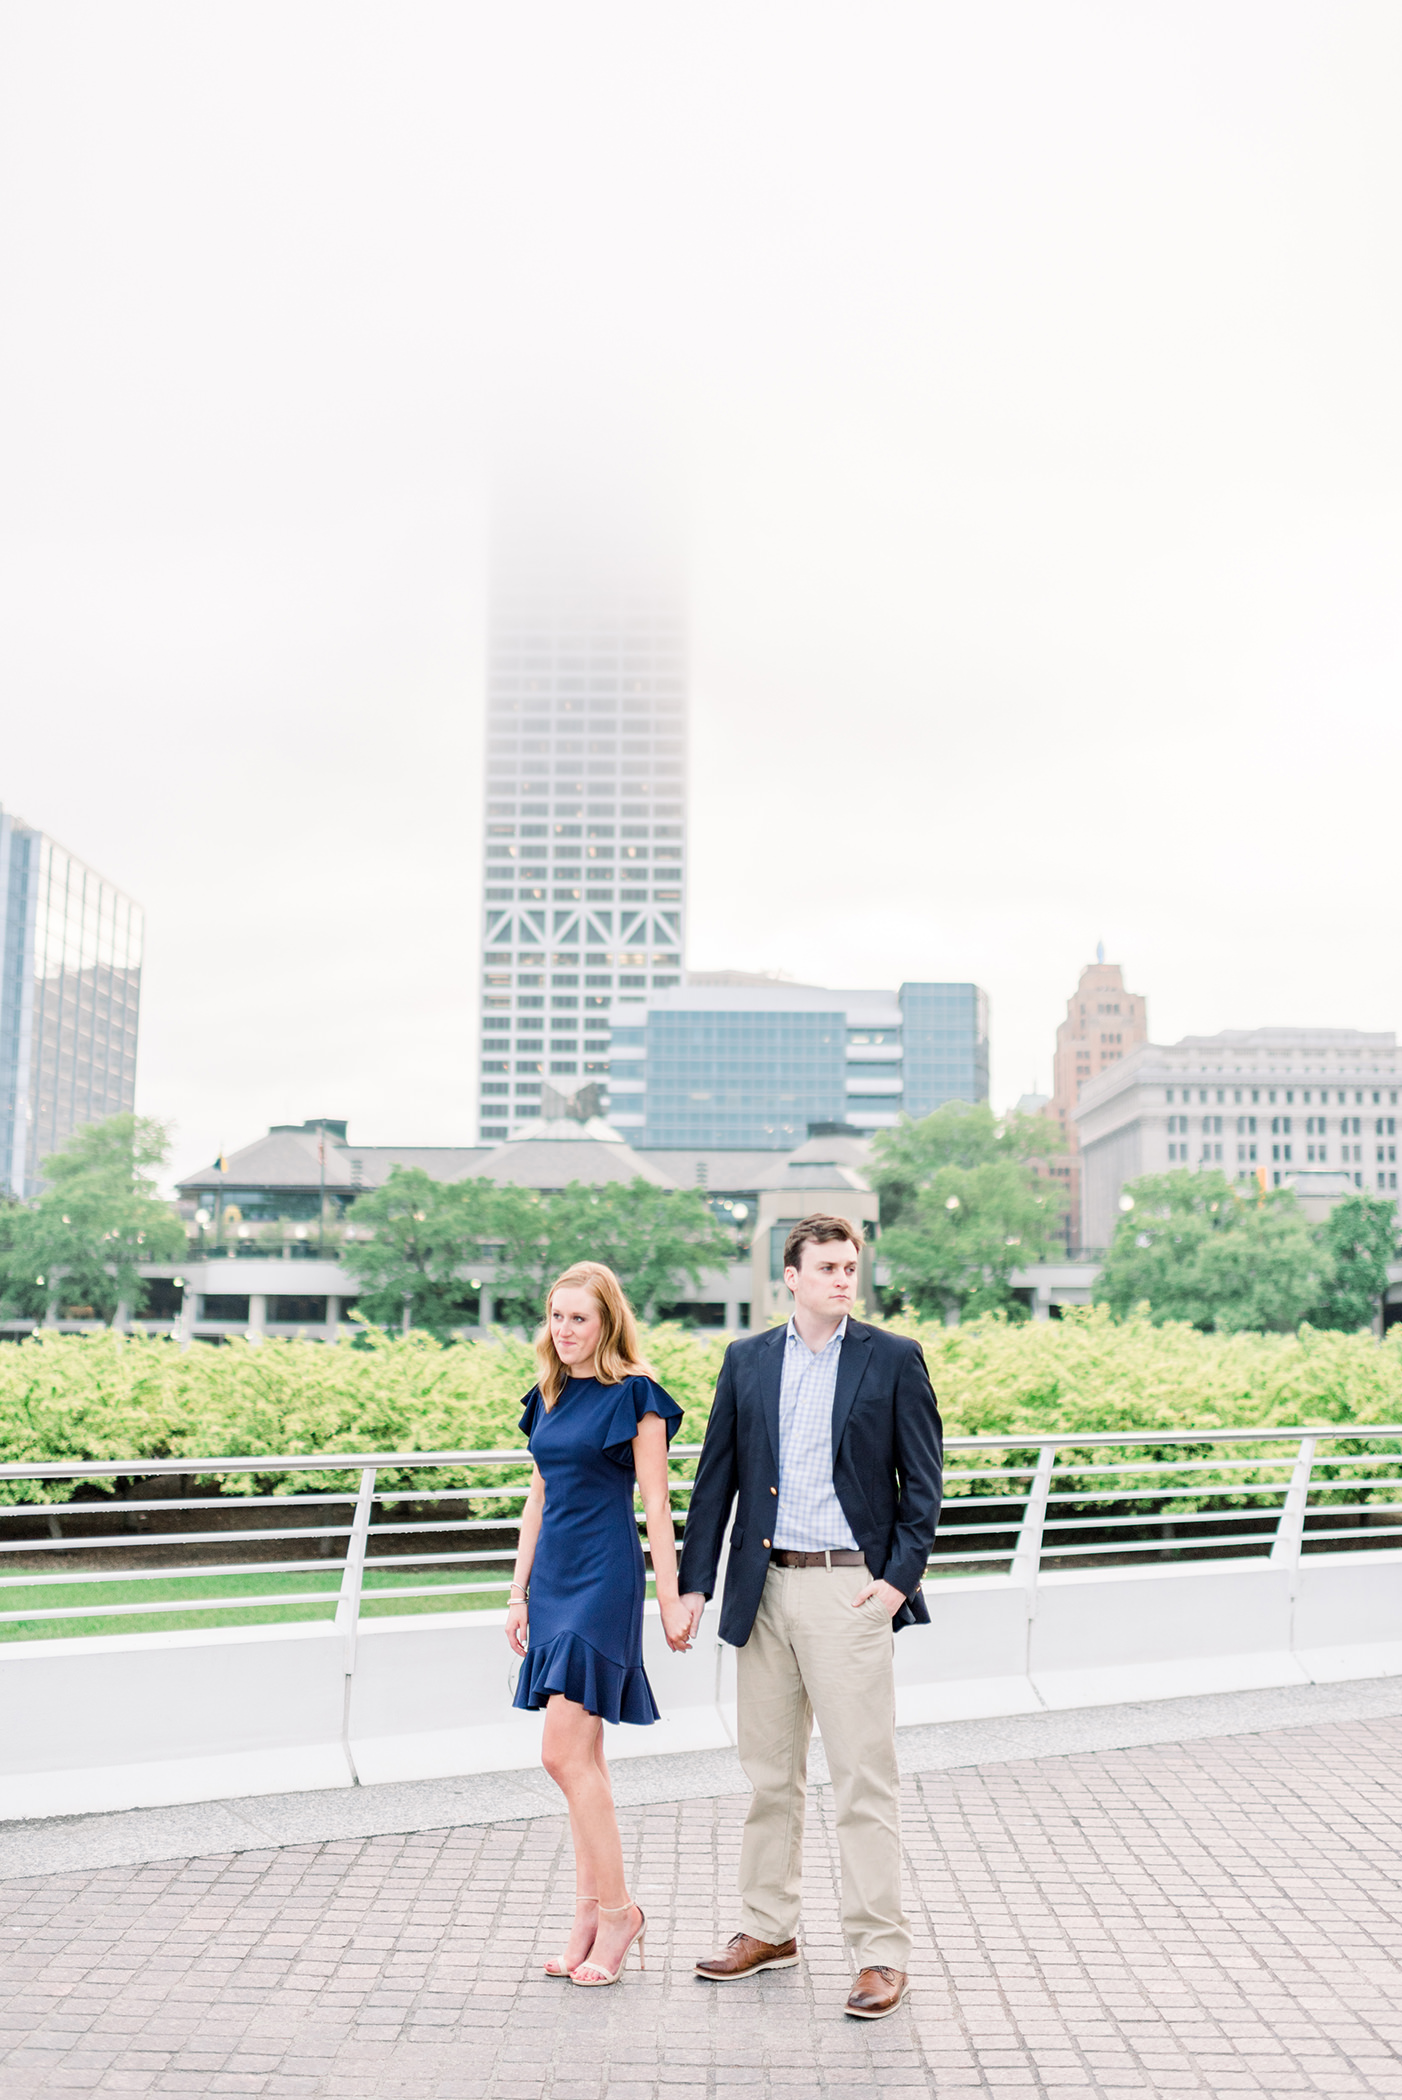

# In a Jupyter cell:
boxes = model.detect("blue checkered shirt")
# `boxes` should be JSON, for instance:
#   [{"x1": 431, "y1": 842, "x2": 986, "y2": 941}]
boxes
[{"x1": 772, "y1": 1317, "x2": 860, "y2": 1552}]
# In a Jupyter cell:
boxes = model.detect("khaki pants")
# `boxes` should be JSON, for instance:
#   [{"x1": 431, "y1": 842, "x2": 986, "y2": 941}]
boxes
[{"x1": 735, "y1": 1560, "x2": 910, "y2": 1970}]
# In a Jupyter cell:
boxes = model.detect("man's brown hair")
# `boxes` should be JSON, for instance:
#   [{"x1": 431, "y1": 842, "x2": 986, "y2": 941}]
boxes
[{"x1": 783, "y1": 1213, "x2": 866, "y2": 1272}]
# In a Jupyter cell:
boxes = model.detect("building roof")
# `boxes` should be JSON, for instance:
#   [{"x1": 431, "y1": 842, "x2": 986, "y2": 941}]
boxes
[
  {"x1": 176, "y1": 1126, "x2": 494, "y2": 1196},
  {"x1": 1175, "y1": 1028, "x2": 1398, "y2": 1051},
  {"x1": 177, "y1": 1123, "x2": 872, "y2": 1204},
  {"x1": 471, "y1": 1127, "x2": 674, "y2": 1189},
  {"x1": 354, "y1": 1146, "x2": 496, "y2": 1182},
  {"x1": 751, "y1": 1158, "x2": 873, "y2": 1194},
  {"x1": 178, "y1": 1127, "x2": 358, "y2": 1194},
  {"x1": 785, "y1": 1133, "x2": 873, "y2": 1168},
  {"x1": 646, "y1": 982, "x2": 899, "y2": 1019},
  {"x1": 637, "y1": 1149, "x2": 794, "y2": 1192}
]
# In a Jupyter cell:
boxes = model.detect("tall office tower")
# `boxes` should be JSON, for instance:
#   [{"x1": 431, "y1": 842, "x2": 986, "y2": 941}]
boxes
[
  {"x1": 1044, "y1": 952, "x2": 1149, "y2": 1251},
  {"x1": 0, "y1": 808, "x2": 143, "y2": 1197},
  {"x1": 478, "y1": 495, "x2": 688, "y2": 1142}
]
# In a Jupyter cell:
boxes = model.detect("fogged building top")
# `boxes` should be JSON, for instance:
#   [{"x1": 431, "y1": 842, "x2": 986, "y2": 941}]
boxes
[
  {"x1": 0, "y1": 809, "x2": 142, "y2": 1196},
  {"x1": 479, "y1": 491, "x2": 688, "y2": 1143}
]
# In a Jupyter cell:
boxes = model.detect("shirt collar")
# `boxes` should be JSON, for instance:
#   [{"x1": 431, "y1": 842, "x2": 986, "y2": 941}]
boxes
[{"x1": 785, "y1": 1315, "x2": 848, "y2": 1356}]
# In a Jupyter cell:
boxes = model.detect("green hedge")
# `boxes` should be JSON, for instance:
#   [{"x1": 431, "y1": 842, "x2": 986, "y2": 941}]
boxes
[{"x1": 0, "y1": 1308, "x2": 1399, "y2": 1503}]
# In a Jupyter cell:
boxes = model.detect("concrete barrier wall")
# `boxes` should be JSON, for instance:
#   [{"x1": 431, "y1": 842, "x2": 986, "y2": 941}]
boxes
[{"x1": 2, "y1": 1550, "x2": 1400, "y2": 1822}]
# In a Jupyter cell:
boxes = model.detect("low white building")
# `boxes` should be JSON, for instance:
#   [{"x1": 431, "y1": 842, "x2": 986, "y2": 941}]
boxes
[{"x1": 1077, "y1": 1028, "x2": 1402, "y2": 1251}]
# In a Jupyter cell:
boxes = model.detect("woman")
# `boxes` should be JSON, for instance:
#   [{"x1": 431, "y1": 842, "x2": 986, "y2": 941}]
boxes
[{"x1": 506, "y1": 1261, "x2": 693, "y2": 1986}]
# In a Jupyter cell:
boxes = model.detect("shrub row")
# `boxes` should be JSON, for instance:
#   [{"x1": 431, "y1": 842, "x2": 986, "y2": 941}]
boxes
[{"x1": 0, "y1": 1308, "x2": 1399, "y2": 1505}]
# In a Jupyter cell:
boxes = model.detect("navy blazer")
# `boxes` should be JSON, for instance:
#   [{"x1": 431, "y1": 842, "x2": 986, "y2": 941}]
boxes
[{"x1": 676, "y1": 1317, "x2": 944, "y2": 1646}]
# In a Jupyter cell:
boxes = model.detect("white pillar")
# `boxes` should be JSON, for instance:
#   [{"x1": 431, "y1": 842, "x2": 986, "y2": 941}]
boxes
[
  {"x1": 325, "y1": 1294, "x2": 340, "y2": 1343},
  {"x1": 248, "y1": 1293, "x2": 267, "y2": 1343}
]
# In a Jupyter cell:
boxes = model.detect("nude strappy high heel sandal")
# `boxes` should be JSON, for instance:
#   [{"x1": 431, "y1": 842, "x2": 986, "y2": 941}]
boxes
[
  {"x1": 569, "y1": 1900, "x2": 646, "y2": 1985},
  {"x1": 544, "y1": 1897, "x2": 598, "y2": 1977}
]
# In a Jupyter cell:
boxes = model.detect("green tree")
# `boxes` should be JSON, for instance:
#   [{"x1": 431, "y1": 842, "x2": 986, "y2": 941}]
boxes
[
  {"x1": 530, "y1": 1179, "x2": 734, "y2": 1319},
  {"x1": 870, "y1": 1101, "x2": 1063, "y2": 1229},
  {"x1": 1093, "y1": 1170, "x2": 1329, "y2": 1332},
  {"x1": 339, "y1": 1169, "x2": 542, "y2": 1339},
  {"x1": 870, "y1": 1103, "x2": 1067, "y2": 1320},
  {"x1": 1310, "y1": 1194, "x2": 1397, "y2": 1332},
  {"x1": 341, "y1": 1170, "x2": 734, "y2": 1337},
  {"x1": 0, "y1": 1114, "x2": 185, "y2": 1323}
]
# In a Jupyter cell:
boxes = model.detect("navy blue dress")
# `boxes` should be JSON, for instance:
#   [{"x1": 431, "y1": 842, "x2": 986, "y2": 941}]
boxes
[{"x1": 513, "y1": 1374, "x2": 683, "y2": 1725}]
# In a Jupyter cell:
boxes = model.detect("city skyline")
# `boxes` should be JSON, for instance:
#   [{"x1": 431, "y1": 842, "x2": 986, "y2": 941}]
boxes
[{"x1": 0, "y1": 9, "x2": 1397, "y2": 1186}]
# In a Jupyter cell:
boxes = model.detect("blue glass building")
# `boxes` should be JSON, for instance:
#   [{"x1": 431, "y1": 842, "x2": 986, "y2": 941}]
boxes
[
  {"x1": 607, "y1": 978, "x2": 989, "y2": 1150},
  {"x1": 899, "y1": 982, "x2": 990, "y2": 1119},
  {"x1": 0, "y1": 809, "x2": 143, "y2": 1197}
]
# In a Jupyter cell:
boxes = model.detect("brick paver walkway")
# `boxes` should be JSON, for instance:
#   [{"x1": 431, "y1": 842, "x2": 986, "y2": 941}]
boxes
[{"x1": 1, "y1": 1713, "x2": 1400, "y2": 2096}]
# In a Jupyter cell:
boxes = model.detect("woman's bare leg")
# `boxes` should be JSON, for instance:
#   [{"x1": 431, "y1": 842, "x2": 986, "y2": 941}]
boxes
[{"x1": 541, "y1": 1697, "x2": 641, "y2": 1976}]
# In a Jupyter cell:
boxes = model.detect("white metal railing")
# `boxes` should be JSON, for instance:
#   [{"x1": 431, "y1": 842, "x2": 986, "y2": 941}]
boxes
[{"x1": 0, "y1": 1426, "x2": 1398, "y2": 1651}]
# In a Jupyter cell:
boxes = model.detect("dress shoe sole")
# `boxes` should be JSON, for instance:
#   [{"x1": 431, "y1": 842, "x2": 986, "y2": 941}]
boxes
[
  {"x1": 845, "y1": 1981, "x2": 910, "y2": 2019},
  {"x1": 695, "y1": 1953, "x2": 801, "y2": 1980}
]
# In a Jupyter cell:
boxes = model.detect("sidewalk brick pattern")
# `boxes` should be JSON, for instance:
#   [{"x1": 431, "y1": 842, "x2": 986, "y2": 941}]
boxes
[{"x1": 0, "y1": 1713, "x2": 1399, "y2": 2096}]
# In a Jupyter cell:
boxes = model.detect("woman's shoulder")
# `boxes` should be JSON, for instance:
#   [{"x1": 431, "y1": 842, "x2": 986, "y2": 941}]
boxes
[
  {"x1": 614, "y1": 1369, "x2": 684, "y2": 1421},
  {"x1": 598, "y1": 1369, "x2": 683, "y2": 1462},
  {"x1": 603, "y1": 1367, "x2": 673, "y2": 1397}
]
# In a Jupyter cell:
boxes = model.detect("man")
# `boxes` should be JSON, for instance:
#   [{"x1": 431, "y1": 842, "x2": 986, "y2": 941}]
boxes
[{"x1": 678, "y1": 1213, "x2": 943, "y2": 2020}]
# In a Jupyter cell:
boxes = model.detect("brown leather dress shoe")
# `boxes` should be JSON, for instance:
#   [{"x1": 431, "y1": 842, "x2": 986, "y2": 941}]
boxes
[
  {"x1": 845, "y1": 1966, "x2": 909, "y2": 2018},
  {"x1": 695, "y1": 1931, "x2": 800, "y2": 1980}
]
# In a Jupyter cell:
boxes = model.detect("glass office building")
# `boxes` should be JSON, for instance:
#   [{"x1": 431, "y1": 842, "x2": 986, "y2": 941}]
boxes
[
  {"x1": 633, "y1": 1006, "x2": 849, "y2": 1148},
  {"x1": 610, "y1": 979, "x2": 990, "y2": 1150},
  {"x1": 0, "y1": 809, "x2": 143, "y2": 1197},
  {"x1": 900, "y1": 982, "x2": 990, "y2": 1118},
  {"x1": 478, "y1": 493, "x2": 687, "y2": 1142}
]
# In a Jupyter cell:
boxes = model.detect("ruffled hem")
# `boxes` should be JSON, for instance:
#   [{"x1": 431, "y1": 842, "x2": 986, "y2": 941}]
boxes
[{"x1": 512, "y1": 1630, "x2": 661, "y2": 1725}]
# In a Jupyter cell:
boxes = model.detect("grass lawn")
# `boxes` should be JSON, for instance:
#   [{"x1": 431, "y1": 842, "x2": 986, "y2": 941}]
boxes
[{"x1": 0, "y1": 1565, "x2": 517, "y2": 1642}]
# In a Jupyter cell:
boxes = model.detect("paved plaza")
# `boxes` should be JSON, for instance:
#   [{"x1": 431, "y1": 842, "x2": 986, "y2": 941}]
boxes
[{"x1": 1, "y1": 1687, "x2": 1401, "y2": 2098}]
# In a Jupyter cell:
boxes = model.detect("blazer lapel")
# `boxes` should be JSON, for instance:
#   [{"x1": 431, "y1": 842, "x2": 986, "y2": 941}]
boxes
[
  {"x1": 758, "y1": 1323, "x2": 786, "y2": 1476},
  {"x1": 830, "y1": 1321, "x2": 874, "y2": 1463}
]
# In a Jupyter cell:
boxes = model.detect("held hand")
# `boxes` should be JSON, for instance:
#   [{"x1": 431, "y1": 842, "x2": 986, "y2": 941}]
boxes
[
  {"x1": 505, "y1": 1600, "x2": 529, "y2": 1657},
  {"x1": 659, "y1": 1597, "x2": 695, "y2": 1652},
  {"x1": 852, "y1": 1577, "x2": 905, "y2": 1619},
  {"x1": 680, "y1": 1592, "x2": 706, "y2": 1641}
]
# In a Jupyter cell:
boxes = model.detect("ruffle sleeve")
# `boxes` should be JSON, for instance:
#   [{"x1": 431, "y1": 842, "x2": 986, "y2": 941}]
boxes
[
  {"x1": 600, "y1": 1374, "x2": 684, "y2": 1469},
  {"x1": 517, "y1": 1387, "x2": 543, "y2": 1445}
]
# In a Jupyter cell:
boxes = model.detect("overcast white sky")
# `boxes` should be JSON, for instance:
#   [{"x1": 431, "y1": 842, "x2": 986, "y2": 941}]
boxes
[{"x1": 2, "y1": 3, "x2": 1399, "y2": 1182}]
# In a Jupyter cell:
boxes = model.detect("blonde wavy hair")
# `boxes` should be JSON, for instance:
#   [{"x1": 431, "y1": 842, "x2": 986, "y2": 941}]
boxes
[{"x1": 534, "y1": 1261, "x2": 649, "y2": 1408}]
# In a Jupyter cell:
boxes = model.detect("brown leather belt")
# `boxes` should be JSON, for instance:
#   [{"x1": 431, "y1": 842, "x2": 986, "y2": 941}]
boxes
[{"x1": 769, "y1": 1548, "x2": 866, "y2": 1569}]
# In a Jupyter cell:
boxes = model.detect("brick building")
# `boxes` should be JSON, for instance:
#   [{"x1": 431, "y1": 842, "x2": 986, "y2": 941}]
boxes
[{"x1": 1044, "y1": 952, "x2": 1149, "y2": 1252}]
